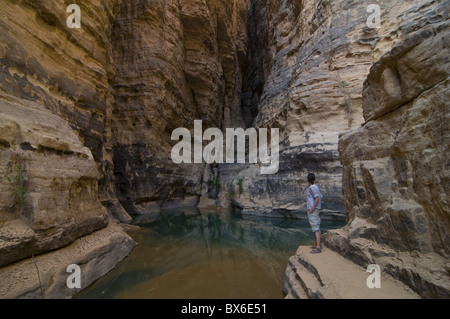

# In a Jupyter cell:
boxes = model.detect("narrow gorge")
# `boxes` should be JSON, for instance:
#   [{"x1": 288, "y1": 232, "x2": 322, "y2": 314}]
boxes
[{"x1": 0, "y1": 0, "x2": 448, "y2": 299}]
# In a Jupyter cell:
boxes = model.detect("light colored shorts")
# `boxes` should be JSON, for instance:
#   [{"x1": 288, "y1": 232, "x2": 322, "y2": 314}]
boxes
[{"x1": 308, "y1": 209, "x2": 321, "y2": 232}]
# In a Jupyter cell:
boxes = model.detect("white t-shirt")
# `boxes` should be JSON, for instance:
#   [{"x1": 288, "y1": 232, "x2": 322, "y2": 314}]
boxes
[{"x1": 307, "y1": 184, "x2": 322, "y2": 210}]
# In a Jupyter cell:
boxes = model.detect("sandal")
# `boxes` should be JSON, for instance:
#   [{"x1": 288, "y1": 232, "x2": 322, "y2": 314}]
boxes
[{"x1": 310, "y1": 248, "x2": 322, "y2": 254}]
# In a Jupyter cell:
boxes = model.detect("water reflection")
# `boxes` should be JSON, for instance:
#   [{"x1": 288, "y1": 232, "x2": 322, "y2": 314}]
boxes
[{"x1": 75, "y1": 209, "x2": 344, "y2": 299}]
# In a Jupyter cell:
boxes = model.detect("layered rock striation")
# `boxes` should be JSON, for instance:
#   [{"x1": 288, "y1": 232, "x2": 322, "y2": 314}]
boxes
[
  {"x1": 111, "y1": 0, "x2": 248, "y2": 215},
  {"x1": 0, "y1": 95, "x2": 108, "y2": 268},
  {"x1": 324, "y1": 20, "x2": 450, "y2": 298},
  {"x1": 1, "y1": 0, "x2": 448, "y2": 299},
  {"x1": 222, "y1": 0, "x2": 449, "y2": 219},
  {"x1": 0, "y1": 0, "x2": 136, "y2": 297},
  {"x1": 0, "y1": 0, "x2": 249, "y2": 298},
  {"x1": 0, "y1": 0, "x2": 129, "y2": 221}
]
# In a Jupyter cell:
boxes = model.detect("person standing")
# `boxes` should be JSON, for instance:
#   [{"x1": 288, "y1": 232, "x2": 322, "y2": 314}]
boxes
[{"x1": 306, "y1": 173, "x2": 323, "y2": 254}]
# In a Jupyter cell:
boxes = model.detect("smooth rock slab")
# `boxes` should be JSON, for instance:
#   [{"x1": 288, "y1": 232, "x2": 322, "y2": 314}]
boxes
[
  {"x1": 284, "y1": 246, "x2": 419, "y2": 299},
  {"x1": 0, "y1": 219, "x2": 136, "y2": 299}
]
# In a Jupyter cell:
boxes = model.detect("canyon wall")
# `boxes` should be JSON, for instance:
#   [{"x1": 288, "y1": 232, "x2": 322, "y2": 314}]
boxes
[
  {"x1": 0, "y1": 0, "x2": 131, "y2": 221},
  {"x1": 0, "y1": 0, "x2": 249, "y2": 297},
  {"x1": 220, "y1": 0, "x2": 449, "y2": 219},
  {"x1": 0, "y1": 0, "x2": 136, "y2": 298},
  {"x1": 274, "y1": 0, "x2": 449, "y2": 298},
  {"x1": 1, "y1": 0, "x2": 448, "y2": 299},
  {"x1": 111, "y1": 0, "x2": 248, "y2": 215},
  {"x1": 325, "y1": 20, "x2": 450, "y2": 298}
]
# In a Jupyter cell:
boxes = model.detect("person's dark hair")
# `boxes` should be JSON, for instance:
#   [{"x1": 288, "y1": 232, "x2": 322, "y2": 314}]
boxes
[{"x1": 307, "y1": 173, "x2": 316, "y2": 184}]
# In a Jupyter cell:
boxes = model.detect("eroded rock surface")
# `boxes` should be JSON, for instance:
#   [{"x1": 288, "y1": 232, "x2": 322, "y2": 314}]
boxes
[
  {"x1": 324, "y1": 21, "x2": 450, "y2": 298},
  {"x1": 284, "y1": 246, "x2": 419, "y2": 299},
  {"x1": 224, "y1": 0, "x2": 449, "y2": 218},
  {"x1": 0, "y1": 219, "x2": 136, "y2": 299},
  {"x1": 0, "y1": 95, "x2": 137, "y2": 297},
  {"x1": 111, "y1": 0, "x2": 248, "y2": 214},
  {"x1": 0, "y1": 96, "x2": 110, "y2": 268},
  {"x1": 0, "y1": 0, "x2": 131, "y2": 222},
  {"x1": 0, "y1": 0, "x2": 136, "y2": 297},
  {"x1": 1, "y1": 0, "x2": 449, "y2": 299}
]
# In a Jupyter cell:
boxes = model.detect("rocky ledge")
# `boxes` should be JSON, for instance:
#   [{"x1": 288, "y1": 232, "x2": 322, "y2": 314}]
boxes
[
  {"x1": 0, "y1": 95, "x2": 137, "y2": 298},
  {"x1": 284, "y1": 246, "x2": 419, "y2": 299},
  {"x1": 0, "y1": 219, "x2": 135, "y2": 299},
  {"x1": 286, "y1": 20, "x2": 450, "y2": 299}
]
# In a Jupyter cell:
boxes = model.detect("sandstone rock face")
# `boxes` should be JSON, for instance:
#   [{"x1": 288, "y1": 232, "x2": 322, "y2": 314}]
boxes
[
  {"x1": 284, "y1": 246, "x2": 419, "y2": 299},
  {"x1": 0, "y1": 96, "x2": 110, "y2": 268},
  {"x1": 1, "y1": 0, "x2": 449, "y2": 299},
  {"x1": 0, "y1": 219, "x2": 136, "y2": 299},
  {"x1": 111, "y1": 0, "x2": 248, "y2": 214},
  {"x1": 247, "y1": 0, "x2": 448, "y2": 132},
  {"x1": 0, "y1": 0, "x2": 129, "y2": 221},
  {"x1": 325, "y1": 21, "x2": 450, "y2": 298},
  {"x1": 217, "y1": 131, "x2": 345, "y2": 219},
  {"x1": 0, "y1": 0, "x2": 136, "y2": 297},
  {"x1": 0, "y1": 0, "x2": 249, "y2": 297},
  {"x1": 0, "y1": 95, "x2": 137, "y2": 297},
  {"x1": 224, "y1": 0, "x2": 449, "y2": 218}
]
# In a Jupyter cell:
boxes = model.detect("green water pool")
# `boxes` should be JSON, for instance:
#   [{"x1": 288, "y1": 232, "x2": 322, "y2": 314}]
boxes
[{"x1": 75, "y1": 209, "x2": 345, "y2": 299}]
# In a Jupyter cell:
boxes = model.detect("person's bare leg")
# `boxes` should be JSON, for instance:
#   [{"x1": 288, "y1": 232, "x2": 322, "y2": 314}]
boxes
[{"x1": 315, "y1": 230, "x2": 321, "y2": 249}]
